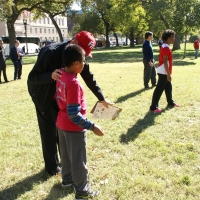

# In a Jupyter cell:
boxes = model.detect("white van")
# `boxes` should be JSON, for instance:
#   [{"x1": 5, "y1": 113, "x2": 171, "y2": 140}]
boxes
[{"x1": 3, "y1": 43, "x2": 40, "y2": 57}]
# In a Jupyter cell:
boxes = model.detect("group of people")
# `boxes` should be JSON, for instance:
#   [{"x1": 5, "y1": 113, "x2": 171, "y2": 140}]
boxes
[
  {"x1": 26, "y1": 29, "x2": 180, "y2": 199},
  {"x1": 142, "y1": 30, "x2": 179, "y2": 113},
  {"x1": 0, "y1": 39, "x2": 24, "y2": 83},
  {"x1": 0, "y1": 29, "x2": 180, "y2": 199}
]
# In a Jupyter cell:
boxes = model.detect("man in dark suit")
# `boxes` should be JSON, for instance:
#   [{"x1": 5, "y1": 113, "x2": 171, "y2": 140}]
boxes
[
  {"x1": 27, "y1": 31, "x2": 113, "y2": 176},
  {"x1": 10, "y1": 40, "x2": 24, "y2": 80}
]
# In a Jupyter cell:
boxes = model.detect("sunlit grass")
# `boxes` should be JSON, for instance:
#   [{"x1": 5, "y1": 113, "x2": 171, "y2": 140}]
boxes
[{"x1": 0, "y1": 43, "x2": 200, "y2": 200}]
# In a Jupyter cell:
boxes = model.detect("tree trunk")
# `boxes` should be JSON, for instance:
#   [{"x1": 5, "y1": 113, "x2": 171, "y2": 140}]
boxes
[
  {"x1": 105, "y1": 23, "x2": 110, "y2": 47},
  {"x1": 114, "y1": 32, "x2": 119, "y2": 46},
  {"x1": 49, "y1": 13, "x2": 63, "y2": 42},
  {"x1": 183, "y1": 34, "x2": 187, "y2": 59},
  {"x1": 172, "y1": 34, "x2": 181, "y2": 51},
  {"x1": 129, "y1": 28, "x2": 135, "y2": 47}
]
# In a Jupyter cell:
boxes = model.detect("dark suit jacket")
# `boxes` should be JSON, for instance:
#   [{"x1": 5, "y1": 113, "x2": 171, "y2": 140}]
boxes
[{"x1": 10, "y1": 46, "x2": 19, "y2": 63}]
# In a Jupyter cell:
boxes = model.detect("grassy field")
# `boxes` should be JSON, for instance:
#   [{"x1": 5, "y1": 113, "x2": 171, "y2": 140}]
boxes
[{"x1": 0, "y1": 43, "x2": 200, "y2": 200}]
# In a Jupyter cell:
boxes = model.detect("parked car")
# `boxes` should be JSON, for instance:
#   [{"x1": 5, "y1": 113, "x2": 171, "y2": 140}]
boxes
[
  {"x1": 3, "y1": 43, "x2": 40, "y2": 57},
  {"x1": 19, "y1": 43, "x2": 40, "y2": 54}
]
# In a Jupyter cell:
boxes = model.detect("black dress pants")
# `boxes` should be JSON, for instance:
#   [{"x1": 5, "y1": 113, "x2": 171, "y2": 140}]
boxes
[
  {"x1": 35, "y1": 100, "x2": 59, "y2": 172},
  {"x1": 0, "y1": 65, "x2": 8, "y2": 82},
  {"x1": 13, "y1": 61, "x2": 20, "y2": 80},
  {"x1": 150, "y1": 73, "x2": 174, "y2": 110},
  {"x1": 143, "y1": 58, "x2": 156, "y2": 87}
]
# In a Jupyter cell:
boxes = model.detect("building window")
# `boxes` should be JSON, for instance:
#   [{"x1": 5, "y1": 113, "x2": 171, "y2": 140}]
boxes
[
  {"x1": 62, "y1": 19, "x2": 64, "y2": 26},
  {"x1": 47, "y1": 18, "x2": 50, "y2": 24},
  {"x1": 40, "y1": 37, "x2": 42, "y2": 41},
  {"x1": 56, "y1": 37, "x2": 58, "y2": 42},
  {"x1": 58, "y1": 19, "x2": 60, "y2": 25},
  {"x1": 43, "y1": 18, "x2": 45, "y2": 24},
  {"x1": 30, "y1": 28, "x2": 32, "y2": 33},
  {"x1": 44, "y1": 29, "x2": 46, "y2": 33},
  {"x1": 49, "y1": 29, "x2": 50, "y2": 34},
  {"x1": 40, "y1": 28, "x2": 42, "y2": 33},
  {"x1": 52, "y1": 29, "x2": 54, "y2": 34},
  {"x1": 35, "y1": 28, "x2": 37, "y2": 33}
]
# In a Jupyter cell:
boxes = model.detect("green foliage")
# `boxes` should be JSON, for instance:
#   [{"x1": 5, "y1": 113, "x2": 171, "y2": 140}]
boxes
[{"x1": 189, "y1": 35, "x2": 199, "y2": 43}]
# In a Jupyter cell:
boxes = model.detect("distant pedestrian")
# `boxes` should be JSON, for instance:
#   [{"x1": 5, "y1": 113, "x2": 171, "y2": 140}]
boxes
[
  {"x1": 150, "y1": 29, "x2": 179, "y2": 113},
  {"x1": 10, "y1": 40, "x2": 25, "y2": 80},
  {"x1": 193, "y1": 38, "x2": 199, "y2": 59},
  {"x1": 158, "y1": 39, "x2": 163, "y2": 49},
  {"x1": 22, "y1": 46, "x2": 25, "y2": 54},
  {"x1": 0, "y1": 39, "x2": 8, "y2": 83},
  {"x1": 142, "y1": 31, "x2": 156, "y2": 89}
]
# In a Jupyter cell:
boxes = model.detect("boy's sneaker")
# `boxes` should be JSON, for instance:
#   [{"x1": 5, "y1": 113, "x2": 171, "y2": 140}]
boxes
[
  {"x1": 153, "y1": 108, "x2": 162, "y2": 113},
  {"x1": 168, "y1": 103, "x2": 179, "y2": 108},
  {"x1": 174, "y1": 103, "x2": 179, "y2": 107},
  {"x1": 74, "y1": 190, "x2": 100, "y2": 200},
  {"x1": 62, "y1": 180, "x2": 74, "y2": 187}
]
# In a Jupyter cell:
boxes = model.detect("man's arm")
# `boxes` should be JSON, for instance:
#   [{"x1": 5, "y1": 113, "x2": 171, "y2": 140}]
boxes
[{"x1": 80, "y1": 63, "x2": 104, "y2": 101}]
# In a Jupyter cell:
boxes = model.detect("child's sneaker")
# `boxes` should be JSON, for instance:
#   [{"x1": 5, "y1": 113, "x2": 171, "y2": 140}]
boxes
[
  {"x1": 174, "y1": 103, "x2": 179, "y2": 107},
  {"x1": 62, "y1": 180, "x2": 74, "y2": 187},
  {"x1": 74, "y1": 190, "x2": 100, "y2": 200},
  {"x1": 153, "y1": 108, "x2": 162, "y2": 113},
  {"x1": 168, "y1": 103, "x2": 179, "y2": 108}
]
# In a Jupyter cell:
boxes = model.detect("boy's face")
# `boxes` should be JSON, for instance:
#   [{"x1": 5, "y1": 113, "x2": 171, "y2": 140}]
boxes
[
  {"x1": 168, "y1": 34, "x2": 175, "y2": 44},
  {"x1": 74, "y1": 55, "x2": 85, "y2": 74}
]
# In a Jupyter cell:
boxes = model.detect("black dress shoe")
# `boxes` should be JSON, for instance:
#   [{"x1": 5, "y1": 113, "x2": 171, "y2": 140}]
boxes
[
  {"x1": 46, "y1": 166, "x2": 61, "y2": 176},
  {"x1": 145, "y1": 86, "x2": 151, "y2": 90}
]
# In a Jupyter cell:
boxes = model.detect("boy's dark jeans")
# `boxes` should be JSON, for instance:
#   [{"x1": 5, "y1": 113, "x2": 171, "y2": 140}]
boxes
[{"x1": 150, "y1": 73, "x2": 174, "y2": 110}]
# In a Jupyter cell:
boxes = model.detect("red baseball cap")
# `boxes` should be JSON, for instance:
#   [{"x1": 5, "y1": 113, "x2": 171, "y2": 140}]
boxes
[{"x1": 75, "y1": 31, "x2": 96, "y2": 58}]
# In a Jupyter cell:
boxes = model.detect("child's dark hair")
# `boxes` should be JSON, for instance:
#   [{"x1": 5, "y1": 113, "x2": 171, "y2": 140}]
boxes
[
  {"x1": 161, "y1": 29, "x2": 175, "y2": 42},
  {"x1": 145, "y1": 31, "x2": 153, "y2": 39},
  {"x1": 62, "y1": 44, "x2": 84, "y2": 68}
]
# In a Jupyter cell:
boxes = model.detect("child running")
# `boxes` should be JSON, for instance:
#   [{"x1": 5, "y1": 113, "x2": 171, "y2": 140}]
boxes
[
  {"x1": 150, "y1": 29, "x2": 179, "y2": 113},
  {"x1": 56, "y1": 44, "x2": 104, "y2": 199}
]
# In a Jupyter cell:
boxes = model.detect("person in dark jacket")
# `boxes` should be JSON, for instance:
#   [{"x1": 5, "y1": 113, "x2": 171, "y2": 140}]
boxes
[
  {"x1": 27, "y1": 31, "x2": 113, "y2": 176},
  {"x1": 10, "y1": 40, "x2": 24, "y2": 80},
  {"x1": 142, "y1": 31, "x2": 156, "y2": 89},
  {"x1": 0, "y1": 39, "x2": 8, "y2": 83}
]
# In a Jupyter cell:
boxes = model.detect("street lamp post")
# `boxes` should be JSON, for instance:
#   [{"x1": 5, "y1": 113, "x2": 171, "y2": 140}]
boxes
[{"x1": 23, "y1": 18, "x2": 28, "y2": 54}]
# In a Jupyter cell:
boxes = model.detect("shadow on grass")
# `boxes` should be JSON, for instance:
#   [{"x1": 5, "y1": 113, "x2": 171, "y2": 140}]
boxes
[
  {"x1": 120, "y1": 108, "x2": 168, "y2": 144},
  {"x1": 45, "y1": 183, "x2": 74, "y2": 200},
  {"x1": 173, "y1": 60, "x2": 196, "y2": 66},
  {"x1": 115, "y1": 88, "x2": 145, "y2": 103},
  {"x1": 89, "y1": 48, "x2": 143, "y2": 64},
  {"x1": 0, "y1": 171, "x2": 74, "y2": 200},
  {"x1": 0, "y1": 170, "x2": 48, "y2": 200}
]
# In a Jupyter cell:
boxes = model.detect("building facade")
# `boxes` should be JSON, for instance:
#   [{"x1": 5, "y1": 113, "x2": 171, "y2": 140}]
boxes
[{"x1": 0, "y1": 12, "x2": 68, "y2": 43}]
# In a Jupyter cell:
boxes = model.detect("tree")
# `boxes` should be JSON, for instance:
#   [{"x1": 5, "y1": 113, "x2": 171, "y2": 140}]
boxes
[{"x1": 0, "y1": 0, "x2": 74, "y2": 48}]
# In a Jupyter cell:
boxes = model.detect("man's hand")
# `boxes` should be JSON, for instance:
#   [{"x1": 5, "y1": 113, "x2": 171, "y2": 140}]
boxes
[
  {"x1": 93, "y1": 124, "x2": 104, "y2": 136},
  {"x1": 52, "y1": 69, "x2": 62, "y2": 81},
  {"x1": 149, "y1": 62, "x2": 154, "y2": 67},
  {"x1": 102, "y1": 98, "x2": 114, "y2": 108}
]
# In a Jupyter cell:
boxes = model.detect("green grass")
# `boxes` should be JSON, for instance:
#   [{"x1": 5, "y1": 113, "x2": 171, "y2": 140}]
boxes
[{"x1": 0, "y1": 43, "x2": 200, "y2": 200}]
